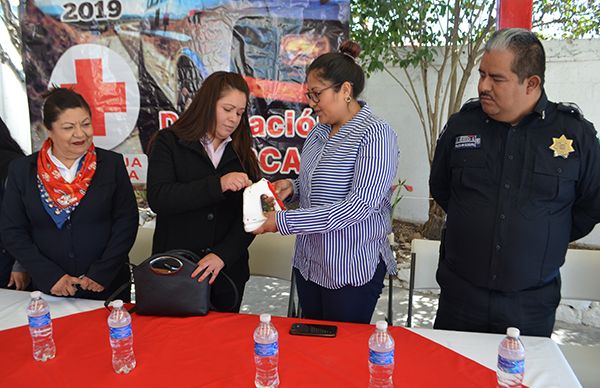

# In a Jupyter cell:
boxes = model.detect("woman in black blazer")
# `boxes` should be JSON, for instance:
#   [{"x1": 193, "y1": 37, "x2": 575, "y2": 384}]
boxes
[
  {"x1": 147, "y1": 71, "x2": 260, "y2": 312},
  {"x1": 0, "y1": 88, "x2": 138, "y2": 300}
]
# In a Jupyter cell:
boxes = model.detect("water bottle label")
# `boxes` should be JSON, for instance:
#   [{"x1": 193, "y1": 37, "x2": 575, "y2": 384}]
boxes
[
  {"x1": 497, "y1": 355, "x2": 524, "y2": 374},
  {"x1": 369, "y1": 349, "x2": 394, "y2": 365},
  {"x1": 28, "y1": 313, "x2": 51, "y2": 328},
  {"x1": 110, "y1": 324, "x2": 132, "y2": 340},
  {"x1": 254, "y1": 341, "x2": 278, "y2": 357}
]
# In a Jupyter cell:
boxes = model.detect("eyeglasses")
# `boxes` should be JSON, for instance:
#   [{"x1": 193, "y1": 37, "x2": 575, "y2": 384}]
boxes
[{"x1": 305, "y1": 82, "x2": 342, "y2": 104}]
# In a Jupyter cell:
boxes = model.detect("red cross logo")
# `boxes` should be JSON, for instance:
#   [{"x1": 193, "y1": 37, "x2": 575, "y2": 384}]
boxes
[
  {"x1": 49, "y1": 44, "x2": 140, "y2": 150},
  {"x1": 62, "y1": 58, "x2": 127, "y2": 137}
]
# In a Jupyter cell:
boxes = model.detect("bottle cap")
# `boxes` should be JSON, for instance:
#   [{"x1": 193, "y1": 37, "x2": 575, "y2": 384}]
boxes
[
  {"x1": 376, "y1": 320, "x2": 388, "y2": 331},
  {"x1": 111, "y1": 300, "x2": 124, "y2": 309},
  {"x1": 259, "y1": 313, "x2": 271, "y2": 323},
  {"x1": 30, "y1": 291, "x2": 41, "y2": 299},
  {"x1": 507, "y1": 327, "x2": 520, "y2": 338}
]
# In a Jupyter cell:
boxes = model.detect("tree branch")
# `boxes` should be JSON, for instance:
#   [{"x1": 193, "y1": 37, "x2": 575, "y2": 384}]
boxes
[{"x1": 0, "y1": 0, "x2": 22, "y2": 53}]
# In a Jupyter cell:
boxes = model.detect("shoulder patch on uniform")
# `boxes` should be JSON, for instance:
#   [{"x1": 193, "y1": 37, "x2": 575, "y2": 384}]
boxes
[
  {"x1": 460, "y1": 98, "x2": 481, "y2": 113},
  {"x1": 557, "y1": 102, "x2": 584, "y2": 120}
]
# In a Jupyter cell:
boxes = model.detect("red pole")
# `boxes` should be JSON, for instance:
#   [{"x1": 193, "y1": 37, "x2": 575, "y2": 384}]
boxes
[{"x1": 497, "y1": 0, "x2": 533, "y2": 30}]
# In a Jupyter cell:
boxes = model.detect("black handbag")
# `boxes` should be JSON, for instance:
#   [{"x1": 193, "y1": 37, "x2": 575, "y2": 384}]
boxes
[{"x1": 105, "y1": 249, "x2": 239, "y2": 317}]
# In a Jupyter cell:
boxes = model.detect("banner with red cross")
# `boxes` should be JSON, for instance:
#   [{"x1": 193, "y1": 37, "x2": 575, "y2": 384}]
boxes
[{"x1": 20, "y1": 0, "x2": 350, "y2": 183}]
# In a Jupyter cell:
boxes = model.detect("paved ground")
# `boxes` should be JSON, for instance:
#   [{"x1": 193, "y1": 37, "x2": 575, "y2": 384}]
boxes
[{"x1": 240, "y1": 275, "x2": 600, "y2": 346}]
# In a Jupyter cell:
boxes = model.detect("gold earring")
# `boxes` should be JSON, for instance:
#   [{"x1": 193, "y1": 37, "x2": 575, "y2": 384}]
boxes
[{"x1": 345, "y1": 96, "x2": 351, "y2": 103}]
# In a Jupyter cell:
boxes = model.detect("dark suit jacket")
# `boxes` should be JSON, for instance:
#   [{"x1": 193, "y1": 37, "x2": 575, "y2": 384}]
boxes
[
  {"x1": 147, "y1": 130, "x2": 255, "y2": 299},
  {"x1": 0, "y1": 148, "x2": 138, "y2": 299},
  {"x1": 0, "y1": 149, "x2": 23, "y2": 287}
]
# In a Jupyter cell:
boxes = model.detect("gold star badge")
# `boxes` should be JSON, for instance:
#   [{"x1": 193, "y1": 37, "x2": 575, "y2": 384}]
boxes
[{"x1": 549, "y1": 135, "x2": 575, "y2": 159}]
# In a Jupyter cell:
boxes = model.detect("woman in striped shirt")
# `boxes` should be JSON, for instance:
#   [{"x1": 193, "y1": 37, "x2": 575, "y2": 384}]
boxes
[{"x1": 255, "y1": 41, "x2": 399, "y2": 323}]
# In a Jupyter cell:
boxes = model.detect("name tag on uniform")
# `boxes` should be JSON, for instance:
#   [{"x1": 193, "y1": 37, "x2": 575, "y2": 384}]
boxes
[{"x1": 455, "y1": 135, "x2": 481, "y2": 149}]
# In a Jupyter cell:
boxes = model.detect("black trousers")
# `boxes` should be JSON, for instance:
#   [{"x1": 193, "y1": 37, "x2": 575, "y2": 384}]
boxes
[
  {"x1": 211, "y1": 270, "x2": 247, "y2": 313},
  {"x1": 434, "y1": 260, "x2": 560, "y2": 337},
  {"x1": 0, "y1": 250, "x2": 13, "y2": 289},
  {"x1": 294, "y1": 259, "x2": 386, "y2": 324}
]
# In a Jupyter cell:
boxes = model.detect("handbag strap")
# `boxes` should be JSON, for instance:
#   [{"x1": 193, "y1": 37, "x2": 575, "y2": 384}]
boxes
[
  {"x1": 209, "y1": 270, "x2": 240, "y2": 312},
  {"x1": 104, "y1": 263, "x2": 136, "y2": 313},
  {"x1": 165, "y1": 249, "x2": 240, "y2": 312}
]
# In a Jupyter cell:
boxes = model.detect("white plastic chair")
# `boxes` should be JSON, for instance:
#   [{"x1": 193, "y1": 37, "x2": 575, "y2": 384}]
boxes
[
  {"x1": 407, "y1": 239, "x2": 441, "y2": 327},
  {"x1": 248, "y1": 234, "x2": 295, "y2": 281},
  {"x1": 248, "y1": 233, "x2": 299, "y2": 317},
  {"x1": 559, "y1": 248, "x2": 600, "y2": 301},
  {"x1": 128, "y1": 227, "x2": 154, "y2": 266},
  {"x1": 558, "y1": 248, "x2": 600, "y2": 388}
]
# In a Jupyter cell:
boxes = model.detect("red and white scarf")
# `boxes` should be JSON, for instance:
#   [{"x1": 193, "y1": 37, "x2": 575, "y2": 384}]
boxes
[{"x1": 37, "y1": 138, "x2": 96, "y2": 211}]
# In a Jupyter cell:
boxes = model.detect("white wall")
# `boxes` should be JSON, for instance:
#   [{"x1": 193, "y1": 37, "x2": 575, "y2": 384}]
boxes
[
  {"x1": 0, "y1": 15, "x2": 31, "y2": 154},
  {"x1": 363, "y1": 39, "x2": 600, "y2": 246}
]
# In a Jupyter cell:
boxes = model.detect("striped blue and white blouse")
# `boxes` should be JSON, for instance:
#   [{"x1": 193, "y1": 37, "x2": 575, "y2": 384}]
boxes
[{"x1": 276, "y1": 103, "x2": 400, "y2": 289}]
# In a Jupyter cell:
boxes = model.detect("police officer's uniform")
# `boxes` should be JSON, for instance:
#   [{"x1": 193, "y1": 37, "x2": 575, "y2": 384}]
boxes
[{"x1": 429, "y1": 91, "x2": 600, "y2": 337}]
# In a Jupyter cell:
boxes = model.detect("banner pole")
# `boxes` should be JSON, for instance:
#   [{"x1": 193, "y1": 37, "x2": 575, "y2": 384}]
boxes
[{"x1": 497, "y1": 0, "x2": 533, "y2": 30}]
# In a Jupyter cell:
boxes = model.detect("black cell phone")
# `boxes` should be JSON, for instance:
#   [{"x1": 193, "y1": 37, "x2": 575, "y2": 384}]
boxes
[{"x1": 289, "y1": 323, "x2": 337, "y2": 338}]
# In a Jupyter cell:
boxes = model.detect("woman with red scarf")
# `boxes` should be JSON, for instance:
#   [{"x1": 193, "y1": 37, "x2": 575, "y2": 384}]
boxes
[{"x1": 0, "y1": 88, "x2": 138, "y2": 300}]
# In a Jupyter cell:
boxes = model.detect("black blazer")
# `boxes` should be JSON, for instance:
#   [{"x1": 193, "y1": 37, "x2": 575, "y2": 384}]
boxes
[
  {"x1": 147, "y1": 130, "x2": 255, "y2": 288},
  {"x1": 0, "y1": 148, "x2": 138, "y2": 299},
  {"x1": 0, "y1": 149, "x2": 23, "y2": 287}
]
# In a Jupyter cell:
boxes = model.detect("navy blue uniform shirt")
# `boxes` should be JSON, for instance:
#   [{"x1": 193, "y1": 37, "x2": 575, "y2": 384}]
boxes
[{"x1": 430, "y1": 92, "x2": 600, "y2": 292}]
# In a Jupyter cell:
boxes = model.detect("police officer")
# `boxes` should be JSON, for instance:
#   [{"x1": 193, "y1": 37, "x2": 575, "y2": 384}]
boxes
[{"x1": 429, "y1": 28, "x2": 600, "y2": 337}]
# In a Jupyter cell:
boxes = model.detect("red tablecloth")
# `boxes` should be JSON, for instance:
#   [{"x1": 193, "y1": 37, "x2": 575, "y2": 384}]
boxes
[{"x1": 1, "y1": 309, "x2": 500, "y2": 387}]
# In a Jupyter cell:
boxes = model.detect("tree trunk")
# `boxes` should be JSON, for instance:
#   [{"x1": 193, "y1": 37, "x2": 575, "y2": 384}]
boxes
[{"x1": 421, "y1": 199, "x2": 445, "y2": 240}]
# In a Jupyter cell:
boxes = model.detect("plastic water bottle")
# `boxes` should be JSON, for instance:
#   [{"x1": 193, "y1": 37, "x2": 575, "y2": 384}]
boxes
[
  {"x1": 107, "y1": 300, "x2": 136, "y2": 374},
  {"x1": 368, "y1": 320, "x2": 395, "y2": 388},
  {"x1": 254, "y1": 313, "x2": 279, "y2": 387},
  {"x1": 26, "y1": 291, "x2": 56, "y2": 362},
  {"x1": 497, "y1": 327, "x2": 525, "y2": 387}
]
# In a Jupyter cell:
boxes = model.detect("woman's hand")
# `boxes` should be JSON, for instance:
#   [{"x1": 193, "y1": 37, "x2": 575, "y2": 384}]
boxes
[
  {"x1": 79, "y1": 276, "x2": 105, "y2": 292},
  {"x1": 50, "y1": 275, "x2": 81, "y2": 297},
  {"x1": 191, "y1": 253, "x2": 225, "y2": 285},
  {"x1": 7, "y1": 271, "x2": 30, "y2": 290},
  {"x1": 252, "y1": 211, "x2": 278, "y2": 234},
  {"x1": 273, "y1": 179, "x2": 293, "y2": 201},
  {"x1": 220, "y1": 172, "x2": 252, "y2": 192}
]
